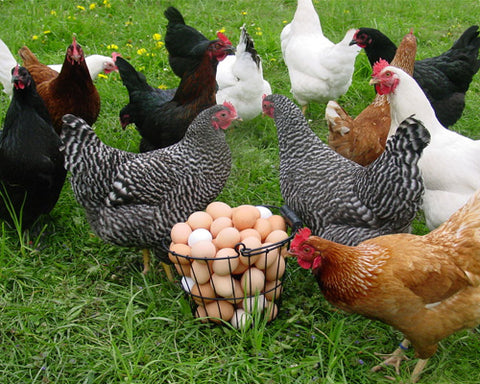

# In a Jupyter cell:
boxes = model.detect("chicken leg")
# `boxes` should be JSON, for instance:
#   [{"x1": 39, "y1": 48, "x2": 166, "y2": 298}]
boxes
[
  {"x1": 141, "y1": 248, "x2": 174, "y2": 282},
  {"x1": 371, "y1": 339, "x2": 410, "y2": 374}
]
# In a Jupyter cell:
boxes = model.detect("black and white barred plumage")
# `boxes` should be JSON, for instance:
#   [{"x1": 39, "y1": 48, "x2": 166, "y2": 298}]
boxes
[
  {"x1": 263, "y1": 94, "x2": 430, "y2": 245},
  {"x1": 60, "y1": 103, "x2": 235, "y2": 252}
]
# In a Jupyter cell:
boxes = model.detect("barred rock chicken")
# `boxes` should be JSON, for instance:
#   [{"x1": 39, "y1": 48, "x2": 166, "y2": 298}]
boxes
[
  {"x1": 118, "y1": 32, "x2": 234, "y2": 152},
  {"x1": 216, "y1": 25, "x2": 272, "y2": 120},
  {"x1": 0, "y1": 66, "x2": 66, "y2": 230},
  {"x1": 289, "y1": 187, "x2": 480, "y2": 383},
  {"x1": 262, "y1": 94, "x2": 429, "y2": 245},
  {"x1": 326, "y1": 30, "x2": 417, "y2": 166},
  {"x1": 351, "y1": 26, "x2": 480, "y2": 127},
  {"x1": 370, "y1": 61, "x2": 480, "y2": 230},
  {"x1": 280, "y1": 0, "x2": 360, "y2": 114},
  {"x1": 60, "y1": 103, "x2": 238, "y2": 274},
  {"x1": 18, "y1": 37, "x2": 101, "y2": 133}
]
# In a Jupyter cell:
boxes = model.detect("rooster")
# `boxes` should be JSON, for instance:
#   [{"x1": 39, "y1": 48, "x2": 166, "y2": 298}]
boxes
[
  {"x1": 18, "y1": 37, "x2": 101, "y2": 133},
  {"x1": 216, "y1": 25, "x2": 272, "y2": 120},
  {"x1": 117, "y1": 33, "x2": 234, "y2": 152},
  {"x1": 60, "y1": 103, "x2": 239, "y2": 274},
  {"x1": 351, "y1": 26, "x2": 480, "y2": 127},
  {"x1": 262, "y1": 94, "x2": 429, "y2": 245},
  {"x1": 289, "y1": 187, "x2": 480, "y2": 383},
  {"x1": 280, "y1": 0, "x2": 360, "y2": 114},
  {"x1": 0, "y1": 66, "x2": 66, "y2": 230},
  {"x1": 326, "y1": 30, "x2": 417, "y2": 166},
  {"x1": 370, "y1": 60, "x2": 480, "y2": 230}
]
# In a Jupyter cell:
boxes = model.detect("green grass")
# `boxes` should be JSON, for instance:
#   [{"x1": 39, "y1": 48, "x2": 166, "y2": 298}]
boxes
[{"x1": 1, "y1": 0, "x2": 480, "y2": 383}]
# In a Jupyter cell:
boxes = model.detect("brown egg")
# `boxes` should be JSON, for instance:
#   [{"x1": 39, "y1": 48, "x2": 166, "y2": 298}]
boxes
[
  {"x1": 231, "y1": 261, "x2": 249, "y2": 275},
  {"x1": 190, "y1": 260, "x2": 212, "y2": 284},
  {"x1": 215, "y1": 227, "x2": 241, "y2": 249},
  {"x1": 241, "y1": 267, "x2": 265, "y2": 296},
  {"x1": 239, "y1": 228, "x2": 262, "y2": 242},
  {"x1": 268, "y1": 215, "x2": 287, "y2": 232},
  {"x1": 225, "y1": 278, "x2": 244, "y2": 305},
  {"x1": 254, "y1": 243, "x2": 280, "y2": 270},
  {"x1": 174, "y1": 262, "x2": 191, "y2": 277},
  {"x1": 265, "y1": 254, "x2": 286, "y2": 281},
  {"x1": 265, "y1": 229, "x2": 289, "y2": 244},
  {"x1": 265, "y1": 301, "x2": 279, "y2": 322},
  {"x1": 196, "y1": 300, "x2": 234, "y2": 323},
  {"x1": 190, "y1": 240, "x2": 216, "y2": 263},
  {"x1": 168, "y1": 243, "x2": 192, "y2": 265},
  {"x1": 170, "y1": 222, "x2": 192, "y2": 244},
  {"x1": 238, "y1": 236, "x2": 262, "y2": 266},
  {"x1": 263, "y1": 280, "x2": 283, "y2": 301},
  {"x1": 232, "y1": 205, "x2": 261, "y2": 231},
  {"x1": 190, "y1": 283, "x2": 216, "y2": 305},
  {"x1": 187, "y1": 211, "x2": 213, "y2": 230},
  {"x1": 212, "y1": 247, "x2": 239, "y2": 275},
  {"x1": 206, "y1": 201, "x2": 233, "y2": 219},
  {"x1": 253, "y1": 218, "x2": 272, "y2": 242},
  {"x1": 210, "y1": 217, "x2": 233, "y2": 238},
  {"x1": 211, "y1": 273, "x2": 239, "y2": 298}
]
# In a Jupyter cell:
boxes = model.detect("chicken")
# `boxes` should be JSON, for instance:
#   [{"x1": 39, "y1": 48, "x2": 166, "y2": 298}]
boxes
[
  {"x1": 288, "y1": 186, "x2": 480, "y2": 383},
  {"x1": 117, "y1": 32, "x2": 234, "y2": 152},
  {"x1": 48, "y1": 53, "x2": 118, "y2": 80},
  {"x1": 216, "y1": 25, "x2": 272, "y2": 120},
  {"x1": 280, "y1": 0, "x2": 360, "y2": 114},
  {"x1": 326, "y1": 30, "x2": 417, "y2": 166},
  {"x1": 0, "y1": 66, "x2": 66, "y2": 230},
  {"x1": 60, "y1": 103, "x2": 238, "y2": 274},
  {"x1": 0, "y1": 38, "x2": 18, "y2": 97},
  {"x1": 351, "y1": 26, "x2": 480, "y2": 127},
  {"x1": 370, "y1": 60, "x2": 480, "y2": 230},
  {"x1": 262, "y1": 94, "x2": 429, "y2": 245},
  {"x1": 18, "y1": 37, "x2": 101, "y2": 133}
]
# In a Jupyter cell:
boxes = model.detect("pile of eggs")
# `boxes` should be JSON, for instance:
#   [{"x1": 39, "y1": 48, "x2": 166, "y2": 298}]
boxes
[{"x1": 168, "y1": 202, "x2": 290, "y2": 328}]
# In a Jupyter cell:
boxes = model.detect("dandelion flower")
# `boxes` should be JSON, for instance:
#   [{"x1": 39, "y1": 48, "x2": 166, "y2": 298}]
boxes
[
  {"x1": 50, "y1": 10, "x2": 57, "y2": 16},
  {"x1": 107, "y1": 44, "x2": 119, "y2": 50},
  {"x1": 156, "y1": 41, "x2": 164, "y2": 49},
  {"x1": 32, "y1": 35, "x2": 39, "y2": 41},
  {"x1": 89, "y1": 3, "x2": 96, "y2": 10},
  {"x1": 153, "y1": 33, "x2": 162, "y2": 41},
  {"x1": 158, "y1": 84, "x2": 168, "y2": 90},
  {"x1": 137, "y1": 48, "x2": 147, "y2": 55},
  {"x1": 43, "y1": 30, "x2": 51, "y2": 35},
  {"x1": 77, "y1": 5, "x2": 85, "y2": 11},
  {"x1": 241, "y1": 11, "x2": 247, "y2": 15},
  {"x1": 97, "y1": 73, "x2": 108, "y2": 79},
  {"x1": 218, "y1": 28, "x2": 226, "y2": 34}
]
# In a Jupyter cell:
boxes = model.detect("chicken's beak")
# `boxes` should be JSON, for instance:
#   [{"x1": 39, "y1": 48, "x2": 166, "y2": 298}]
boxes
[
  {"x1": 369, "y1": 77, "x2": 379, "y2": 86},
  {"x1": 348, "y1": 39, "x2": 357, "y2": 46}
]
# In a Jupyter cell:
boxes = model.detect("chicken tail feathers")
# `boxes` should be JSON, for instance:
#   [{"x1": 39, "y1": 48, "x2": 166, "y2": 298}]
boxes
[
  {"x1": 239, "y1": 25, "x2": 261, "y2": 68},
  {"x1": 115, "y1": 56, "x2": 150, "y2": 93},
  {"x1": 450, "y1": 25, "x2": 480, "y2": 73},
  {"x1": 164, "y1": 6, "x2": 185, "y2": 26},
  {"x1": 18, "y1": 46, "x2": 41, "y2": 67}
]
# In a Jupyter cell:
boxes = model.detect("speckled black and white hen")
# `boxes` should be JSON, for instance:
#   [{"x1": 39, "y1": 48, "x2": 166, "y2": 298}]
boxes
[
  {"x1": 60, "y1": 103, "x2": 238, "y2": 273},
  {"x1": 262, "y1": 94, "x2": 430, "y2": 245}
]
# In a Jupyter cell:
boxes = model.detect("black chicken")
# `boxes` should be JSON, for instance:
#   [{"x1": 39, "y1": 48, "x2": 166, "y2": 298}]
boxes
[
  {"x1": 117, "y1": 31, "x2": 234, "y2": 152},
  {"x1": 0, "y1": 66, "x2": 66, "y2": 230},
  {"x1": 60, "y1": 103, "x2": 238, "y2": 274},
  {"x1": 351, "y1": 26, "x2": 480, "y2": 127}
]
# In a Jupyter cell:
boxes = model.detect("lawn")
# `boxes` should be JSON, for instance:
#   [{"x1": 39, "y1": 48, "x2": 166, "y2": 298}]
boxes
[{"x1": 0, "y1": 0, "x2": 480, "y2": 383}]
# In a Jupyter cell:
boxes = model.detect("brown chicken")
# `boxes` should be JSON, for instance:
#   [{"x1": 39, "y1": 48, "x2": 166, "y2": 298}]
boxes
[
  {"x1": 326, "y1": 30, "x2": 417, "y2": 166},
  {"x1": 19, "y1": 37, "x2": 100, "y2": 133},
  {"x1": 288, "y1": 188, "x2": 480, "y2": 383}
]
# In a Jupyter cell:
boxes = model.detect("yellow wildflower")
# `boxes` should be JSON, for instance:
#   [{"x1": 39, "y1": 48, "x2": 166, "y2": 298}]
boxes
[
  {"x1": 32, "y1": 35, "x2": 39, "y2": 40},
  {"x1": 156, "y1": 41, "x2": 164, "y2": 48},
  {"x1": 158, "y1": 84, "x2": 168, "y2": 90},
  {"x1": 77, "y1": 5, "x2": 85, "y2": 11},
  {"x1": 89, "y1": 3, "x2": 96, "y2": 10},
  {"x1": 43, "y1": 30, "x2": 51, "y2": 35},
  {"x1": 50, "y1": 10, "x2": 57, "y2": 16},
  {"x1": 125, "y1": 20, "x2": 133, "y2": 26},
  {"x1": 241, "y1": 11, "x2": 247, "y2": 15},
  {"x1": 97, "y1": 73, "x2": 108, "y2": 79},
  {"x1": 103, "y1": 0, "x2": 111, "y2": 8},
  {"x1": 126, "y1": 43, "x2": 133, "y2": 48},
  {"x1": 218, "y1": 28, "x2": 226, "y2": 34},
  {"x1": 153, "y1": 33, "x2": 162, "y2": 41},
  {"x1": 137, "y1": 48, "x2": 147, "y2": 55},
  {"x1": 107, "y1": 44, "x2": 119, "y2": 50}
]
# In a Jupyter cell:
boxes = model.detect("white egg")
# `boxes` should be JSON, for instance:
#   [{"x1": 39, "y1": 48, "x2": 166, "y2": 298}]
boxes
[
  {"x1": 188, "y1": 228, "x2": 213, "y2": 246},
  {"x1": 181, "y1": 276, "x2": 195, "y2": 292},
  {"x1": 230, "y1": 308, "x2": 252, "y2": 330},
  {"x1": 256, "y1": 206, "x2": 273, "y2": 219},
  {"x1": 243, "y1": 293, "x2": 266, "y2": 313}
]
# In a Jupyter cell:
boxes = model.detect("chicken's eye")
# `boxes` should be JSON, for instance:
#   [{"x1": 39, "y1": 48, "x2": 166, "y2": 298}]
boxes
[
  {"x1": 385, "y1": 71, "x2": 392, "y2": 77},
  {"x1": 302, "y1": 246, "x2": 312, "y2": 254}
]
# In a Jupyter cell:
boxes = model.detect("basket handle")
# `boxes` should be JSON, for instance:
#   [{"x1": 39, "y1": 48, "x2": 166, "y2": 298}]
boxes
[{"x1": 279, "y1": 205, "x2": 303, "y2": 232}]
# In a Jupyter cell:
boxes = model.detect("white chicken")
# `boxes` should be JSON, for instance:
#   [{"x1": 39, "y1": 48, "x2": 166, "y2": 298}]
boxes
[
  {"x1": 216, "y1": 25, "x2": 272, "y2": 120},
  {"x1": 370, "y1": 59, "x2": 480, "y2": 230},
  {"x1": 280, "y1": 0, "x2": 360, "y2": 113},
  {"x1": 0, "y1": 38, "x2": 117, "y2": 97}
]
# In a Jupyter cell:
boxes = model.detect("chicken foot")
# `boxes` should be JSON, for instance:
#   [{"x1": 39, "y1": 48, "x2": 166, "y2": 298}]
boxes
[
  {"x1": 141, "y1": 248, "x2": 174, "y2": 282},
  {"x1": 371, "y1": 339, "x2": 411, "y2": 375}
]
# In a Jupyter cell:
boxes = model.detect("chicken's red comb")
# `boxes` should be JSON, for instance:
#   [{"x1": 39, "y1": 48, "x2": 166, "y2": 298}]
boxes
[
  {"x1": 216, "y1": 32, "x2": 232, "y2": 45},
  {"x1": 13, "y1": 64, "x2": 20, "y2": 76},
  {"x1": 372, "y1": 59, "x2": 390, "y2": 77},
  {"x1": 111, "y1": 52, "x2": 122, "y2": 62},
  {"x1": 222, "y1": 101, "x2": 236, "y2": 114},
  {"x1": 290, "y1": 227, "x2": 311, "y2": 249}
]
